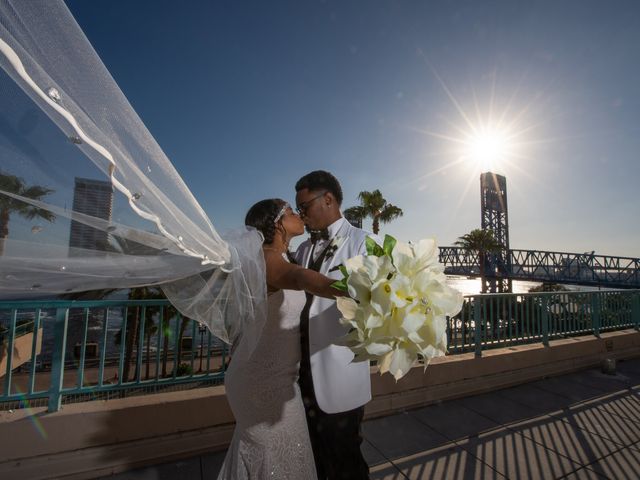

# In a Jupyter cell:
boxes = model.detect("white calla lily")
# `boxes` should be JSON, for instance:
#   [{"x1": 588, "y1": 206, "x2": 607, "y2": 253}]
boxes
[
  {"x1": 370, "y1": 280, "x2": 393, "y2": 316},
  {"x1": 336, "y1": 297, "x2": 358, "y2": 322},
  {"x1": 401, "y1": 309, "x2": 427, "y2": 334},
  {"x1": 333, "y1": 235, "x2": 463, "y2": 381},
  {"x1": 346, "y1": 271, "x2": 372, "y2": 304},
  {"x1": 365, "y1": 342, "x2": 393, "y2": 356},
  {"x1": 386, "y1": 346, "x2": 414, "y2": 381}
]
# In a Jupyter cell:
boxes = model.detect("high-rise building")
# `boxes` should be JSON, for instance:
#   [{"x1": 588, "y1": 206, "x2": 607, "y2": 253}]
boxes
[{"x1": 69, "y1": 178, "x2": 113, "y2": 254}]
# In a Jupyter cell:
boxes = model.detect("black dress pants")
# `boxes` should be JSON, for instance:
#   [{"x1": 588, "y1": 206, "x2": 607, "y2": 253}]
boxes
[{"x1": 299, "y1": 293, "x2": 370, "y2": 480}]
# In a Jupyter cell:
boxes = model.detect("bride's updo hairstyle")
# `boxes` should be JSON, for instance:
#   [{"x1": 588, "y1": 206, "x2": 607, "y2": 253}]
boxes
[{"x1": 245, "y1": 198, "x2": 287, "y2": 245}]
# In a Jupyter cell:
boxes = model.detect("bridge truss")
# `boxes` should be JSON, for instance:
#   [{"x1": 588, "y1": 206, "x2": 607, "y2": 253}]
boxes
[
  {"x1": 439, "y1": 247, "x2": 640, "y2": 289},
  {"x1": 443, "y1": 171, "x2": 639, "y2": 289}
]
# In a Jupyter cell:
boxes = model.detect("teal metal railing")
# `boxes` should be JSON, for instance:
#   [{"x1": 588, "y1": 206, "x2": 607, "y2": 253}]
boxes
[
  {"x1": 447, "y1": 289, "x2": 640, "y2": 355},
  {"x1": 1, "y1": 290, "x2": 639, "y2": 412},
  {"x1": 0, "y1": 300, "x2": 228, "y2": 412}
]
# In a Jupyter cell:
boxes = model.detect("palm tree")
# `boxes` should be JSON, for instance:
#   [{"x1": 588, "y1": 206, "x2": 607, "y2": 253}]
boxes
[
  {"x1": 343, "y1": 189, "x2": 403, "y2": 235},
  {"x1": 84, "y1": 286, "x2": 173, "y2": 381},
  {"x1": 528, "y1": 283, "x2": 568, "y2": 293},
  {"x1": 0, "y1": 172, "x2": 55, "y2": 256},
  {"x1": 105, "y1": 237, "x2": 168, "y2": 380},
  {"x1": 125, "y1": 286, "x2": 164, "y2": 381},
  {"x1": 455, "y1": 229, "x2": 502, "y2": 293}
]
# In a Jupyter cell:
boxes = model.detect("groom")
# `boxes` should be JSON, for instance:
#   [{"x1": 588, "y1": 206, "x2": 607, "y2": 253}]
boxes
[{"x1": 295, "y1": 170, "x2": 371, "y2": 479}]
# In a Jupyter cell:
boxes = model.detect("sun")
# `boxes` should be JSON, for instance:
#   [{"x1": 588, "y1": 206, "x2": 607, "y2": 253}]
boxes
[
  {"x1": 464, "y1": 127, "x2": 512, "y2": 172},
  {"x1": 399, "y1": 53, "x2": 547, "y2": 216}
]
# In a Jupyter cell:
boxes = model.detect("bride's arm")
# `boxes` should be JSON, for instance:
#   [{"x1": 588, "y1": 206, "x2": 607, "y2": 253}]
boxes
[{"x1": 264, "y1": 251, "x2": 345, "y2": 299}]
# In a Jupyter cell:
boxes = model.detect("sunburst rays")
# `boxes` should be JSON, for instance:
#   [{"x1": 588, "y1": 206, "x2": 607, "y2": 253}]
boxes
[{"x1": 397, "y1": 53, "x2": 558, "y2": 226}]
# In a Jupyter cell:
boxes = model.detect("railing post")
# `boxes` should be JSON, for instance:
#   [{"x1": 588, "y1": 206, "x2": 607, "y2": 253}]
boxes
[
  {"x1": 632, "y1": 292, "x2": 640, "y2": 331},
  {"x1": 135, "y1": 307, "x2": 146, "y2": 383},
  {"x1": 98, "y1": 308, "x2": 110, "y2": 387},
  {"x1": 48, "y1": 307, "x2": 69, "y2": 412},
  {"x1": 2, "y1": 310, "x2": 18, "y2": 397},
  {"x1": 220, "y1": 338, "x2": 227, "y2": 372},
  {"x1": 592, "y1": 293, "x2": 602, "y2": 338},
  {"x1": 28, "y1": 310, "x2": 42, "y2": 394},
  {"x1": 474, "y1": 296, "x2": 482, "y2": 357},
  {"x1": 541, "y1": 296, "x2": 549, "y2": 347}
]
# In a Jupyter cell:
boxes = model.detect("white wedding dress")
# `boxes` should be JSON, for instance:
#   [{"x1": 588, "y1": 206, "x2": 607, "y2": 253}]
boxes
[{"x1": 217, "y1": 288, "x2": 318, "y2": 479}]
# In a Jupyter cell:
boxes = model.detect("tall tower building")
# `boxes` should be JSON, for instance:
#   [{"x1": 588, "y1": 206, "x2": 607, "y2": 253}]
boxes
[
  {"x1": 480, "y1": 172, "x2": 512, "y2": 293},
  {"x1": 69, "y1": 178, "x2": 113, "y2": 255}
]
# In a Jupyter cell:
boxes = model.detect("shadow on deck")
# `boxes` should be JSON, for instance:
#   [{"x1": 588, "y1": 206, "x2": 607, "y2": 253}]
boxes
[{"x1": 101, "y1": 358, "x2": 640, "y2": 480}]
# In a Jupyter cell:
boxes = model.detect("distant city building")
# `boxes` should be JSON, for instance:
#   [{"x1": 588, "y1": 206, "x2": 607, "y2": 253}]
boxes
[
  {"x1": 343, "y1": 210, "x2": 362, "y2": 229},
  {"x1": 69, "y1": 178, "x2": 113, "y2": 255}
]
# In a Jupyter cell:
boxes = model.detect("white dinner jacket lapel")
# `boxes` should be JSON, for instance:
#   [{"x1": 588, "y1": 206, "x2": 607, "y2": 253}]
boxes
[{"x1": 303, "y1": 219, "x2": 372, "y2": 414}]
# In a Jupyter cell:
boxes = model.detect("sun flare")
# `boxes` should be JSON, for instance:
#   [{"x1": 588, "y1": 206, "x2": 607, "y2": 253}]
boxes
[
  {"x1": 401, "y1": 52, "x2": 548, "y2": 226},
  {"x1": 464, "y1": 127, "x2": 512, "y2": 171}
]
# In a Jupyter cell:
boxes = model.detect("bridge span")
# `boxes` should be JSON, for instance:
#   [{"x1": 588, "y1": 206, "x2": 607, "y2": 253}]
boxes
[{"x1": 439, "y1": 246, "x2": 640, "y2": 289}]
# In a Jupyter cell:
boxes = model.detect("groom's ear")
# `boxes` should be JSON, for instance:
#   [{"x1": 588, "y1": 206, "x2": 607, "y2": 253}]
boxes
[
  {"x1": 325, "y1": 191, "x2": 336, "y2": 206},
  {"x1": 325, "y1": 192, "x2": 342, "y2": 213}
]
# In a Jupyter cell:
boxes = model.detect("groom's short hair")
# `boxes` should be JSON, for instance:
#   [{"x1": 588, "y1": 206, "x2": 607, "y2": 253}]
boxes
[{"x1": 295, "y1": 170, "x2": 343, "y2": 205}]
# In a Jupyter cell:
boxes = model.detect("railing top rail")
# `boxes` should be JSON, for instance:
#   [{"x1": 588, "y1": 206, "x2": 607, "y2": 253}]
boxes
[
  {"x1": 2, "y1": 290, "x2": 638, "y2": 309},
  {"x1": 0, "y1": 299, "x2": 173, "y2": 309}
]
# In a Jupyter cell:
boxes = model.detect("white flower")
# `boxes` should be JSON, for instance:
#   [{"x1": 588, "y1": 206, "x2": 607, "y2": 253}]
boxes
[
  {"x1": 334, "y1": 235, "x2": 463, "y2": 381},
  {"x1": 332, "y1": 236, "x2": 346, "y2": 249},
  {"x1": 325, "y1": 235, "x2": 346, "y2": 261}
]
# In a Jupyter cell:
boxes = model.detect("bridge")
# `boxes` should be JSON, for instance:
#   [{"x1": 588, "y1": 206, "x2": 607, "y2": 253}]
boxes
[
  {"x1": 436, "y1": 172, "x2": 640, "y2": 290},
  {"x1": 439, "y1": 246, "x2": 640, "y2": 289}
]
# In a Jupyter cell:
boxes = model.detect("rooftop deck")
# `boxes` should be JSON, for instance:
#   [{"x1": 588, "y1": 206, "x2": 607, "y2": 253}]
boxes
[
  {"x1": 2, "y1": 292, "x2": 639, "y2": 479},
  {"x1": 102, "y1": 357, "x2": 640, "y2": 480}
]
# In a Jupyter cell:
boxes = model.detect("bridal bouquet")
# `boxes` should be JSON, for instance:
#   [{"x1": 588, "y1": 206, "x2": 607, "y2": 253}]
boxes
[{"x1": 332, "y1": 235, "x2": 463, "y2": 381}]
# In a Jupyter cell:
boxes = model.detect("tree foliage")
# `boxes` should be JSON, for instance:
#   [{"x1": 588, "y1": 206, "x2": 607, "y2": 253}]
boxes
[
  {"x1": 343, "y1": 189, "x2": 403, "y2": 234},
  {"x1": 0, "y1": 172, "x2": 55, "y2": 256},
  {"x1": 455, "y1": 228, "x2": 503, "y2": 293}
]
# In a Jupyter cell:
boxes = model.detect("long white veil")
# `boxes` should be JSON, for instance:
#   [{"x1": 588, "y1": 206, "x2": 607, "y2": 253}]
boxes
[{"x1": 0, "y1": 0, "x2": 266, "y2": 350}]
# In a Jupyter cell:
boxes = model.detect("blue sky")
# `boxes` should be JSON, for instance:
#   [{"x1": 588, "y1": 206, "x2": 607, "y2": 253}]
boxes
[{"x1": 65, "y1": 0, "x2": 640, "y2": 257}]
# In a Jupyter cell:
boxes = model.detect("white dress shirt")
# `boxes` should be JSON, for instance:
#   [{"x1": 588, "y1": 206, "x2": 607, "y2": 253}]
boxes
[{"x1": 310, "y1": 216, "x2": 347, "y2": 263}]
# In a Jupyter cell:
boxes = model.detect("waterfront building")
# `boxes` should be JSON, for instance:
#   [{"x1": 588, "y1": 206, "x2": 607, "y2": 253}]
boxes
[{"x1": 68, "y1": 177, "x2": 114, "y2": 255}]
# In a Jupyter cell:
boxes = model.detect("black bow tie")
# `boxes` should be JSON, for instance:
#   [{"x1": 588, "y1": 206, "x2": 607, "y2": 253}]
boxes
[{"x1": 309, "y1": 229, "x2": 330, "y2": 244}]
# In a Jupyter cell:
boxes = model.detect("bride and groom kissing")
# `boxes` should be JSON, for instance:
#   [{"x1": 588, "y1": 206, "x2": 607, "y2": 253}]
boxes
[{"x1": 218, "y1": 170, "x2": 373, "y2": 479}]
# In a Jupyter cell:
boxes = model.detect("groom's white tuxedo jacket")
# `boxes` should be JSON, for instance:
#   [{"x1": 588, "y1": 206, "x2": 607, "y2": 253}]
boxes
[{"x1": 296, "y1": 216, "x2": 373, "y2": 414}]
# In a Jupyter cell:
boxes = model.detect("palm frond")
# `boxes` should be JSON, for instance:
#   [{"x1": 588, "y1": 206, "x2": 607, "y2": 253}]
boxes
[
  {"x1": 378, "y1": 204, "x2": 403, "y2": 223},
  {"x1": 0, "y1": 173, "x2": 56, "y2": 252},
  {"x1": 454, "y1": 229, "x2": 502, "y2": 252},
  {"x1": 21, "y1": 185, "x2": 54, "y2": 200},
  {"x1": 344, "y1": 189, "x2": 402, "y2": 232},
  {"x1": 22, "y1": 207, "x2": 56, "y2": 222},
  {"x1": 357, "y1": 189, "x2": 385, "y2": 212},
  {"x1": 343, "y1": 206, "x2": 365, "y2": 219}
]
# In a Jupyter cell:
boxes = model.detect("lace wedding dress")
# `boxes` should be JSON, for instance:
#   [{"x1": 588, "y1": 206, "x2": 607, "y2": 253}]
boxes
[{"x1": 217, "y1": 288, "x2": 318, "y2": 479}]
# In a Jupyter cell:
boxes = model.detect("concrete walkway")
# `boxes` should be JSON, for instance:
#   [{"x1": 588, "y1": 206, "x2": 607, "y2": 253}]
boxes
[{"x1": 102, "y1": 357, "x2": 640, "y2": 479}]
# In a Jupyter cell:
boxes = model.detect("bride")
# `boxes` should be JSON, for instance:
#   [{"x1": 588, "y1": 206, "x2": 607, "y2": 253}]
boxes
[
  {"x1": 0, "y1": 4, "x2": 340, "y2": 478},
  {"x1": 217, "y1": 199, "x2": 344, "y2": 479}
]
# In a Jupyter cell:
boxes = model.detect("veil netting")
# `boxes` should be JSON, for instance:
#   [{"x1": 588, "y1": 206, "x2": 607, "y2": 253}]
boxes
[{"x1": 0, "y1": 0, "x2": 267, "y2": 354}]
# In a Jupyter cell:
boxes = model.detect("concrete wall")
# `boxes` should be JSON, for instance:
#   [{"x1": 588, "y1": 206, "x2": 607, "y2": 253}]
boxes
[{"x1": 1, "y1": 329, "x2": 638, "y2": 480}]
